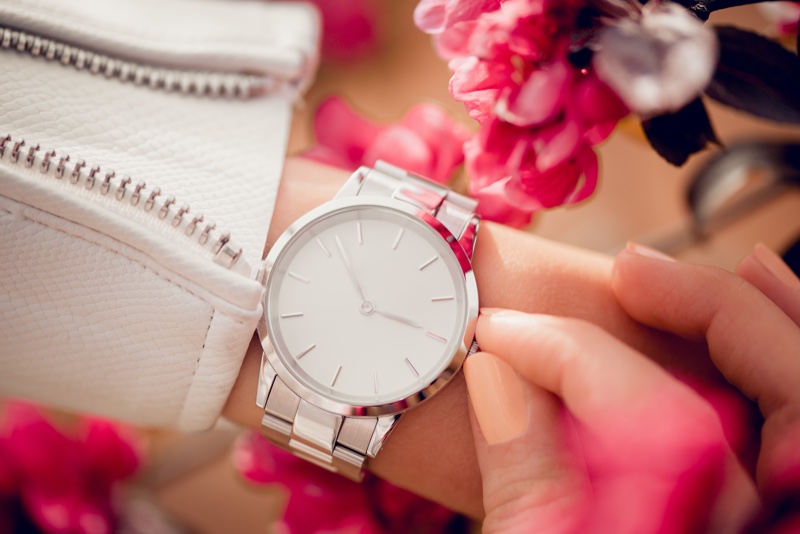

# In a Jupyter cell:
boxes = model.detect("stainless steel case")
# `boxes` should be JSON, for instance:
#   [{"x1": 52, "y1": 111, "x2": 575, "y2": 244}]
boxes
[{"x1": 257, "y1": 195, "x2": 479, "y2": 417}]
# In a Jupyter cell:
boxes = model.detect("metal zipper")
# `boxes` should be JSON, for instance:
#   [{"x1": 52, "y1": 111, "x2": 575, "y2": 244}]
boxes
[
  {"x1": 0, "y1": 25, "x2": 278, "y2": 99},
  {"x1": 0, "y1": 133, "x2": 244, "y2": 269}
]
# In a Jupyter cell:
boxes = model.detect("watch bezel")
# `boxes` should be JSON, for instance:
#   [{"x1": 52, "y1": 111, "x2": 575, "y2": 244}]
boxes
[{"x1": 257, "y1": 195, "x2": 479, "y2": 417}]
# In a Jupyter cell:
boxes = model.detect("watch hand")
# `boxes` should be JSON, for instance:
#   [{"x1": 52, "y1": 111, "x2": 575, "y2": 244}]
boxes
[
  {"x1": 373, "y1": 308, "x2": 423, "y2": 329},
  {"x1": 335, "y1": 235, "x2": 367, "y2": 303}
]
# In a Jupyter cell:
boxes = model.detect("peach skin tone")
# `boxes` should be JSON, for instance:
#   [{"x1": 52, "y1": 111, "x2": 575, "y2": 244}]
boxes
[
  {"x1": 223, "y1": 158, "x2": 751, "y2": 518},
  {"x1": 468, "y1": 309, "x2": 758, "y2": 534},
  {"x1": 613, "y1": 242, "x2": 800, "y2": 498},
  {"x1": 467, "y1": 242, "x2": 800, "y2": 533}
]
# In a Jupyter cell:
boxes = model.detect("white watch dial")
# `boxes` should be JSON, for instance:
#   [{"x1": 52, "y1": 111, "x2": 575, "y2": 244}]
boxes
[{"x1": 266, "y1": 205, "x2": 467, "y2": 406}]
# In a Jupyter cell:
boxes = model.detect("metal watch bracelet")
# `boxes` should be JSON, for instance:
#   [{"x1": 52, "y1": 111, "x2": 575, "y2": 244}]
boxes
[{"x1": 256, "y1": 161, "x2": 479, "y2": 481}]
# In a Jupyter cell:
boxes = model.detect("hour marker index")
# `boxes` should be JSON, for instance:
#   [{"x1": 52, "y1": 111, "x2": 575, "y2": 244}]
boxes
[
  {"x1": 280, "y1": 312, "x2": 304, "y2": 318},
  {"x1": 316, "y1": 238, "x2": 331, "y2": 257},
  {"x1": 357, "y1": 222, "x2": 363, "y2": 245},
  {"x1": 419, "y1": 255, "x2": 438, "y2": 271},
  {"x1": 373, "y1": 370, "x2": 378, "y2": 394},
  {"x1": 431, "y1": 296, "x2": 454, "y2": 302},
  {"x1": 288, "y1": 271, "x2": 310, "y2": 284},
  {"x1": 331, "y1": 365, "x2": 343, "y2": 387},
  {"x1": 392, "y1": 229, "x2": 404, "y2": 250},
  {"x1": 426, "y1": 331, "x2": 447, "y2": 343},
  {"x1": 295, "y1": 344, "x2": 316, "y2": 360},
  {"x1": 405, "y1": 358, "x2": 419, "y2": 377}
]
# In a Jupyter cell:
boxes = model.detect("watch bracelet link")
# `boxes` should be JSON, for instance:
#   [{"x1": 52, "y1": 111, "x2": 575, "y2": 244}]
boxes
[{"x1": 258, "y1": 161, "x2": 479, "y2": 481}]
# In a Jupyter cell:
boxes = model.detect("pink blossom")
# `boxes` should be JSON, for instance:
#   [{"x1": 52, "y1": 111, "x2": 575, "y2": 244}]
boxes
[
  {"x1": 301, "y1": 0, "x2": 380, "y2": 61},
  {"x1": 417, "y1": 0, "x2": 629, "y2": 226},
  {"x1": 463, "y1": 69, "x2": 625, "y2": 226},
  {"x1": 303, "y1": 96, "x2": 471, "y2": 184},
  {"x1": 233, "y1": 431, "x2": 461, "y2": 534},
  {"x1": 0, "y1": 401, "x2": 141, "y2": 534},
  {"x1": 413, "y1": 0, "x2": 501, "y2": 34}
]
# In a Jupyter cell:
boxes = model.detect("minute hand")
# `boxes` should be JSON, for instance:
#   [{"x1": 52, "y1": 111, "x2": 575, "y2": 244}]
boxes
[
  {"x1": 335, "y1": 235, "x2": 368, "y2": 303},
  {"x1": 373, "y1": 308, "x2": 423, "y2": 329}
]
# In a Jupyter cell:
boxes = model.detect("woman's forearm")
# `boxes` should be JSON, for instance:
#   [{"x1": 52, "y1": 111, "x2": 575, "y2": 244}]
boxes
[{"x1": 223, "y1": 157, "x2": 721, "y2": 517}]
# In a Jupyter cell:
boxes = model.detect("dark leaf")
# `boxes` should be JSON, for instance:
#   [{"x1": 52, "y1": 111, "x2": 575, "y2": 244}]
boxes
[
  {"x1": 705, "y1": 26, "x2": 800, "y2": 123},
  {"x1": 642, "y1": 97, "x2": 719, "y2": 166}
]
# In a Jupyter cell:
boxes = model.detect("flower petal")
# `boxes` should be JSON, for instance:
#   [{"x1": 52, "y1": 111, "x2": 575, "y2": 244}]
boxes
[
  {"x1": 81, "y1": 419, "x2": 141, "y2": 487},
  {"x1": 449, "y1": 57, "x2": 507, "y2": 124},
  {"x1": 472, "y1": 179, "x2": 536, "y2": 227},
  {"x1": 594, "y1": 2, "x2": 718, "y2": 116},
  {"x1": 414, "y1": 0, "x2": 501, "y2": 34},
  {"x1": 434, "y1": 20, "x2": 479, "y2": 59},
  {"x1": 495, "y1": 60, "x2": 571, "y2": 127},
  {"x1": 401, "y1": 104, "x2": 471, "y2": 182},
  {"x1": 312, "y1": 97, "x2": 384, "y2": 167},
  {"x1": 364, "y1": 125, "x2": 435, "y2": 178},
  {"x1": 413, "y1": 0, "x2": 449, "y2": 33}
]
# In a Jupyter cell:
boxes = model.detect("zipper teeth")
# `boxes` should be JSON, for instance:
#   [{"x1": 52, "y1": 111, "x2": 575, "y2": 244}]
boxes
[
  {"x1": 1, "y1": 133, "x2": 243, "y2": 269},
  {"x1": 0, "y1": 25, "x2": 277, "y2": 99}
]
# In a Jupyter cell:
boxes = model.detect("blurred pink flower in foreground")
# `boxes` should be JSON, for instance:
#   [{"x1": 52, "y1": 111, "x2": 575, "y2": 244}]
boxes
[
  {"x1": 416, "y1": 0, "x2": 629, "y2": 227},
  {"x1": 233, "y1": 431, "x2": 461, "y2": 534},
  {"x1": 303, "y1": 96, "x2": 471, "y2": 184},
  {"x1": 0, "y1": 401, "x2": 141, "y2": 534},
  {"x1": 302, "y1": 0, "x2": 380, "y2": 61}
]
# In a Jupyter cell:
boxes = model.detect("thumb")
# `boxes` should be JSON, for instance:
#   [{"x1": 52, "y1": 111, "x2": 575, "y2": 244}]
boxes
[{"x1": 464, "y1": 351, "x2": 589, "y2": 534}]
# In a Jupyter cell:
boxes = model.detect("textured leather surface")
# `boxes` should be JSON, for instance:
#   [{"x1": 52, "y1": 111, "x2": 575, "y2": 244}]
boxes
[
  {"x1": 0, "y1": 0, "x2": 320, "y2": 85},
  {"x1": 0, "y1": 0, "x2": 319, "y2": 430}
]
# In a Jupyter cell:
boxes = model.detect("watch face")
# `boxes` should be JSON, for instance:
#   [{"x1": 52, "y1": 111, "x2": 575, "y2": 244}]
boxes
[{"x1": 265, "y1": 202, "x2": 470, "y2": 412}]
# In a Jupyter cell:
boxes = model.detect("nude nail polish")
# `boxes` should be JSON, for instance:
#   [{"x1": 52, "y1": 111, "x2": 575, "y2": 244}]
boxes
[
  {"x1": 752, "y1": 243, "x2": 800, "y2": 290},
  {"x1": 464, "y1": 351, "x2": 527, "y2": 445},
  {"x1": 625, "y1": 241, "x2": 676, "y2": 262}
]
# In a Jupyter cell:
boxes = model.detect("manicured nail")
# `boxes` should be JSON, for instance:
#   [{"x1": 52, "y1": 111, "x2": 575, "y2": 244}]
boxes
[
  {"x1": 752, "y1": 243, "x2": 800, "y2": 290},
  {"x1": 625, "y1": 241, "x2": 676, "y2": 262},
  {"x1": 464, "y1": 351, "x2": 527, "y2": 445}
]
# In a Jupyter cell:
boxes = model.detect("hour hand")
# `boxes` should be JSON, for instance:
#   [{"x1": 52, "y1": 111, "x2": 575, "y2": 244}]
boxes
[
  {"x1": 335, "y1": 235, "x2": 367, "y2": 303},
  {"x1": 373, "y1": 308, "x2": 423, "y2": 329}
]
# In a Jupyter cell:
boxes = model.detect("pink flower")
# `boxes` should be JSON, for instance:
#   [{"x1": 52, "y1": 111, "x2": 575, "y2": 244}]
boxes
[
  {"x1": 413, "y1": 0, "x2": 501, "y2": 35},
  {"x1": 300, "y1": 0, "x2": 381, "y2": 61},
  {"x1": 0, "y1": 401, "x2": 141, "y2": 534},
  {"x1": 303, "y1": 96, "x2": 471, "y2": 184},
  {"x1": 417, "y1": 0, "x2": 629, "y2": 226},
  {"x1": 463, "y1": 67, "x2": 625, "y2": 226},
  {"x1": 233, "y1": 431, "x2": 461, "y2": 534}
]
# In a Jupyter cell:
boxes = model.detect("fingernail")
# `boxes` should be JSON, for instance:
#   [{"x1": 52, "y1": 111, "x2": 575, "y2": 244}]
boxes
[
  {"x1": 464, "y1": 351, "x2": 527, "y2": 445},
  {"x1": 625, "y1": 241, "x2": 676, "y2": 262},
  {"x1": 752, "y1": 243, "x2": 800, "y2": 290}
]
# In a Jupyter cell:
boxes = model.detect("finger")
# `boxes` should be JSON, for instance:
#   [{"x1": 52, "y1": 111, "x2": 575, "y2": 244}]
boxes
[
  {"x1": 465, "y1": 351, "x2": 588, "y2": 534},
  {"x1": 475, "y1": 311, "x2": 737, "y2": 531},
  {"x1": 736, "y1": 243, "x2": 800, "y2": 327},
  {"x1": 612, "y1": 243, "x2": 800, "y2": 418},
  {"x1": 475, "y1": 311, "x2": 724, "y2": 468},
  {"x1": 612, "y1": 243, "x2": 800, "y2": 489}
]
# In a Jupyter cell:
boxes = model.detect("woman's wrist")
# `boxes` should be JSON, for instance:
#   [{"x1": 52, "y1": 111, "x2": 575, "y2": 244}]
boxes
[{"x1": 223, "y1": 157, "x2": 721, "y2": 517}]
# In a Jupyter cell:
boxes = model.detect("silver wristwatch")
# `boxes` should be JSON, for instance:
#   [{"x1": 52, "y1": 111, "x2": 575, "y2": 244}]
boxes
[{"x1": 255, "y1": 161, "x2": 480, "y2": 481}]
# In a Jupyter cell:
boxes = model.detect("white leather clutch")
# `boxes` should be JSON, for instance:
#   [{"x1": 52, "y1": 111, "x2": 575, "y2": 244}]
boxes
[{"x1": 0, "y1": 0, "x2": 320, "y2": 431}]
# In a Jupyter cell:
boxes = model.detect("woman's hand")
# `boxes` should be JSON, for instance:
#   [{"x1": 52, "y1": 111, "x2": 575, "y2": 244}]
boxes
[
  {"x1": 612, "y1": 243, "x2": 800, "y2": 499},
  {"x1": 466, "y1": 241, "x2": 800, "y2": 533},
  {"x1": 467, "y1": 310, "x2": 757, "y2": 533}
]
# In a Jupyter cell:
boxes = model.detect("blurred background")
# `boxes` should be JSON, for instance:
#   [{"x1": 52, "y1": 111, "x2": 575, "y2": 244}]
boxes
[{"x1": 2, "y1": 1, "x2": 799, "y2": 533}]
